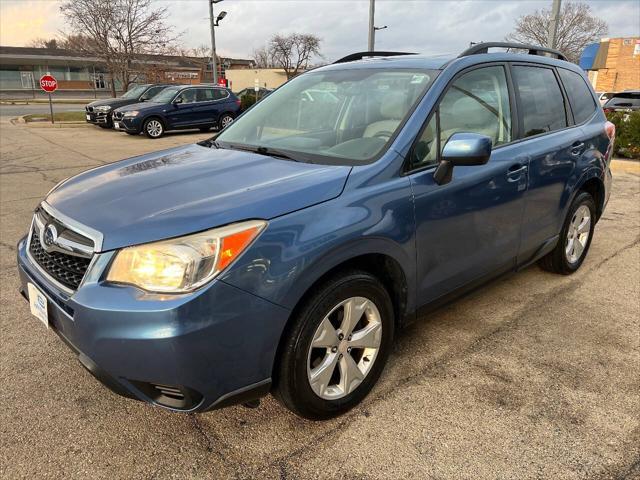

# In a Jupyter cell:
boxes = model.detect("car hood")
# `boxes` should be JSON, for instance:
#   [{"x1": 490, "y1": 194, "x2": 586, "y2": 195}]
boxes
[
  {"x1": 46, "y1": 144, "x2": 352, "y2": 251},
  {"x1": 87, "y1": 97, "x2": 137, "y2": 109}
]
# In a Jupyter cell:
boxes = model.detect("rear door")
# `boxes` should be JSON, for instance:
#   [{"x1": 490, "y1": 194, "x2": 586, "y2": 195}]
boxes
[{"x1": 510, "y1": 64, "x2": 591, "y2": 261}]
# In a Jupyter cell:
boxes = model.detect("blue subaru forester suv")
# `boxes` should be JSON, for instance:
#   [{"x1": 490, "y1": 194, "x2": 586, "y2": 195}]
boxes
[{"x1": 17, "y1": 43, "x2": 614, "y2": 419}]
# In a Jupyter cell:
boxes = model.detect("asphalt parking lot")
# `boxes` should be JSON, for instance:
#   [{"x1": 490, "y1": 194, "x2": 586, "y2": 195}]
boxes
[{"x1": 0, "y1": 119, "x2": 639, "y2": 479}]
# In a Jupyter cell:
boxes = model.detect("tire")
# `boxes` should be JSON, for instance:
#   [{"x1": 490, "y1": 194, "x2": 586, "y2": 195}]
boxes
[
  {"x1": 274, "y1": 270, "x2": 394, "y2": 420},
  {"x1": 218, "y1": 114, "x2": 234, "y2": 130},
  {"x1": 539, "y1": 191, "x2": 596, "y2": 274},
  {"x1": 143, "y1": 117, "x2": 164, "y2": 139}
]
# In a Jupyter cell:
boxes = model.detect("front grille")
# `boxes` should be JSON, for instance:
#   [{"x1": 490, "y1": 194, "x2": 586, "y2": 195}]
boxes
[
  {"x1": 29, "y1": 227, "x2": 92, "y2": 290},
  {"x1": 113, "y1": 111, "x2": 124, "y2": 120}
]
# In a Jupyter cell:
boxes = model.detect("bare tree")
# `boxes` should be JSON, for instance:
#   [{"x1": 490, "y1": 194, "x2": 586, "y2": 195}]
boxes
[
  {"x1": 60, "y1": 0, "x2": 178, "y2": 96},
  {"x1": 27, "y1": 38, "x2": 60, "y2": 49},
  {"x1": 505, "y1": 1, "x2": 608, "y2": 63},
  {"x1": 251, "y1": 46, "x2": 276, "y2": 68},
  {"x1": 269, "y1": 33, "x2": 321, "y2": 78}
]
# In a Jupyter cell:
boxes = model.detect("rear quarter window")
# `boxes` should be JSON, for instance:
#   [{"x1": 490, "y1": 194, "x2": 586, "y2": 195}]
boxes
[
  {"x1": 512, "y1": 65, "x2": 567, "y2": 138},
  {"x1": 558, "y1": 68, "x2": 597, "y2": 124}
]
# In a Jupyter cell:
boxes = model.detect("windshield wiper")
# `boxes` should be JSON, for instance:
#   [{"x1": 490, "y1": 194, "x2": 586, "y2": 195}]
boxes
[
  {"x1": 254, "y1": 146, "x2": 298, "y2": 161},
  {"x1": 197, "y1": 138, "x2": 221, "y2": 148}
]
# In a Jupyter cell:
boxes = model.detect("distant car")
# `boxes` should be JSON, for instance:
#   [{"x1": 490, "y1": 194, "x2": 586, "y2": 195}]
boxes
[
  {"x1": 112, "y1": 85, "x2": 241, "y2": 138},
  {"x1": 236, "y1": 87, "x2": 273, "y2": 100},
  {"x1": 85, "y1": 84, "x2": 174, "y2": 128},
  {"x1": 602, "y1": 91, "x2": 640, "y2": 113},
  {"x1": 596, "y1": 91, "x2": 615, "y2": 105}
]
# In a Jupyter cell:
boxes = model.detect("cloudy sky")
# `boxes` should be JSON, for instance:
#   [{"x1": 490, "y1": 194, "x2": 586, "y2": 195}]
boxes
[{"x1": 1, "y1": 0, "x2": 638, "y2": 61}]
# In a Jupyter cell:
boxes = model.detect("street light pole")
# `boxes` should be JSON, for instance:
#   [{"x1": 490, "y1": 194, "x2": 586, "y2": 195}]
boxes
[
  {"x1": 547, "y1": 0, "x2": 562, "y2": 49},
  {"x1": 368, "y1": 0, "x2": 375, "y2": 51},
  {"x1": 208, "y1": 0, "x2": 219, "y2": 84}
]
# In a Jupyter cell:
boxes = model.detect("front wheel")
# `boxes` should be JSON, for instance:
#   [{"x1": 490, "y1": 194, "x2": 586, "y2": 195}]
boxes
[
  {"x1": 274, "y1": 270, "x2": 394, "y2": 420},
  {"x1": 143, "y1": 118, "x2": 164, "y2": 139},
  {"x1": 539, "y1": 191, "x2": 596, "y2": 274}
]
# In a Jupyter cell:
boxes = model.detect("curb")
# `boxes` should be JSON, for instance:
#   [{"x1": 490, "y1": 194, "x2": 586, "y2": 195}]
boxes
[{"x1": 10, "y1": 117, "x2": 90, "y2": 128}]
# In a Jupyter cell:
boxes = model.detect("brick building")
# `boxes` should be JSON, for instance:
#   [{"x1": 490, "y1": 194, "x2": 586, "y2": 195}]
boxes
[
  {"x1": 0, "y1": 46, "x2": 252, "y2": 97},
  {"x1": 580, "y1": 37, "x2": 640, "y2": 92}
]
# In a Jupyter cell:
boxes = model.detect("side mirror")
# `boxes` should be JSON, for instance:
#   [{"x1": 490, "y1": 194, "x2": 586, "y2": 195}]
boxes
[{"x1": 434, "y1": 133, "x2": 492, "y2": 185}]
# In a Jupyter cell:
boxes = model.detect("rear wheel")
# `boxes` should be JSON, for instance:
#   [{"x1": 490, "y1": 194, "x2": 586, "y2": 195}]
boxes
[
  {"x1": 274, "y1": 270, "x2": 394, "y2": 420},
  {"x1": 219, "y1": 114, "x2": 234, "y2": 130},
  {"x1": 539, "y1": 191, "x2": 596, "y2": 274},
  {"x1": 143, "y1": 118, "x2": 164, "y2": 138}
]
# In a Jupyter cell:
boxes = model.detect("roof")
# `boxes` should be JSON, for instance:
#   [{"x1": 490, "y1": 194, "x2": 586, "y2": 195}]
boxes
[
  {"x1": 0, "y1": 45, "x2": 251, "y2": 68},
  {"x1": 317, "y1": 54, "x2": 455, "y2": 72},
  {"x1": 315, "y1": 50, "x2": 577, "y2": 74}
]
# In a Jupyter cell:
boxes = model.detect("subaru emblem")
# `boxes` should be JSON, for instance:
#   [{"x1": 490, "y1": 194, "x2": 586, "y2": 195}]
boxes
[{"x1": 43, "y1": 224, "x2": 58, "y2": 248}]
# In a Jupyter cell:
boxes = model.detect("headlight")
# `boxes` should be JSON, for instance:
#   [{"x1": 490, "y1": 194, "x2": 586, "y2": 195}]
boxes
[
  {"x1": 123, "y1": 110, "x2": 139, "y2": 117},
  {"x1": 106, "y1": 220, "x2": 266, "y2": 293},
  {"x1": 95, "y1": 105, "x2": 111, "y2": 112}
]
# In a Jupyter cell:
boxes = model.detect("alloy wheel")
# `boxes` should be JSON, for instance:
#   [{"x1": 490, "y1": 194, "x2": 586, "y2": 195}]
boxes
[
  {"x1": 220, "y1": 115, "x2": 233, "y2": 129},
  {"x1": 565, "y1": 204, "x2": 591, "y2": 264},
  {"x1": 146, "y1": 120, "x2": 163, "y2": 138},
  {"x1": 307, "y1": 296, "x2": 382, "y2": 400}
]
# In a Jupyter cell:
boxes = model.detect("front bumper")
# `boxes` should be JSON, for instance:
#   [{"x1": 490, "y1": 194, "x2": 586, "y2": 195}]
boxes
[
  {"x1": 112, "y1": 116, "x2": 141, "y2": 133},
  {"x1": 16, "y1": 236, "x2": 289, "y2": 412},
  {"x1": 85, "y1": 110, "x2": 112, "y2": 125}
]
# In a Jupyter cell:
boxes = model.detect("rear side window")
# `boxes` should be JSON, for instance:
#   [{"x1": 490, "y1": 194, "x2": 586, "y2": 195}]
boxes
[
  {"x1": 513, "y1": 66, "x2": 567, "y2": 138},
  {"x1": 558, "y1": 69, "x2": 597, "y2": 123}
]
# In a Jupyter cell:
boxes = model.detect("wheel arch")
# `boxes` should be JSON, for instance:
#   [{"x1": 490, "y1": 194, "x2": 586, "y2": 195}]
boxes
[{"x1": 572, "y1": 168, "x2": 606, "y2": 221}]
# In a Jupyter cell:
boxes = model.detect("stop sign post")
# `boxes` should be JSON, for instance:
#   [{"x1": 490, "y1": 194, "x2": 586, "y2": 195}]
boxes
[{"x1": 39, "y1": 74, "x2": 58, "y2": 124}]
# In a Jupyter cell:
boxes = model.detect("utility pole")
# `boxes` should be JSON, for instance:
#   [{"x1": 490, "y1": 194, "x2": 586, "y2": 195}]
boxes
[
  {"x1": 368, "y1": 0, "x2": 375, "y2": 51},
  {"x1": 547, "y1": 0, "x2": 562, "y2": 49},
  {"x1": 208, "y1": 0, "x2": 218, "y2": 84}
]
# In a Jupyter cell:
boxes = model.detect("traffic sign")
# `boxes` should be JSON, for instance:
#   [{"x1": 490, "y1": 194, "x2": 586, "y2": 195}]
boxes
[{"x1": 39, "y1": 74, "x2": 58, "y2": 92}]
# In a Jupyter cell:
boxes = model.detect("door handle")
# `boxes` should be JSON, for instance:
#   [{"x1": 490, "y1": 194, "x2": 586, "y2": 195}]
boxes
[
  {"x1": 570, "y1": 141, "x2": 585, "y2": 156},
  {"x1": 507, "y1": 164, "x2": 527, "y2": 176}
]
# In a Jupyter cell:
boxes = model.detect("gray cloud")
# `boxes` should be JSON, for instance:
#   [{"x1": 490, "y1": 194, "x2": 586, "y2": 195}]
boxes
[{"x1": 160, "y1": 0, "x2": 639, "y2": 61}]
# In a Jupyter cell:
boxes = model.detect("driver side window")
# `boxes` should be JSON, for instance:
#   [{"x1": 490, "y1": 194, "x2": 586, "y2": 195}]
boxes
[{"x1": 411, "y1": 66, "x2": 512, "y2": 170}]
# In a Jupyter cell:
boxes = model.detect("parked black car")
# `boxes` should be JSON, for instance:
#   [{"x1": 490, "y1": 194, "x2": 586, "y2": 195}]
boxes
[
  {"x1": 603, "y1": 91, "x2": 640, "y2": 113},
  {"x1": 85, "y1": 84, "x2": 175, "y2": 128},
  {"x1": 112, "y1": 85, "x2": 241, "y2": 138}
]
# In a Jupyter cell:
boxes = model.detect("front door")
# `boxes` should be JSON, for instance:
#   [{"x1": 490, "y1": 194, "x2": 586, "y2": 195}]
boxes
[
  {"x1": 168, "y1": 88, "x2": 199, "y2": 127},
  {"x1": 408, "y1": 64, "x2": 528, "y2": 306}
]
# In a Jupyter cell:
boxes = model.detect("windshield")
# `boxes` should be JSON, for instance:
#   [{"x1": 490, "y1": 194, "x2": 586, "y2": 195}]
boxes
[
  {"x1": 216, "y1": 68, "x2": 438, "y2": 165},
  {"x1": 150, "y1": 86, "x2": 180, "y2": 104},
  {"x1": 122, "y1": 85, "x2": 148, "y2": 99}
]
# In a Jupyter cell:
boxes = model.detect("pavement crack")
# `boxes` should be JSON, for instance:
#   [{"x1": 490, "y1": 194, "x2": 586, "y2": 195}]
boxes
[
  {"x1": 189, "y1": 414, "x2": 214, "y2": 453},
  {"x1": 256, "y1": 235, "x2": 640, "y2": 476}
]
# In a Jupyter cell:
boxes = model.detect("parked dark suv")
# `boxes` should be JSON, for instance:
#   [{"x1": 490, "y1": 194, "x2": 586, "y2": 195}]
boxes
[
  {"x1": 112, "y1": 85, "x2": 241, "y2": 138},
  {"x1": 17, "y1": 43, "x2": 614, "y2": 419},
  {"x1": 85, "y1": 84, "x2": 174, "y2": 128}
]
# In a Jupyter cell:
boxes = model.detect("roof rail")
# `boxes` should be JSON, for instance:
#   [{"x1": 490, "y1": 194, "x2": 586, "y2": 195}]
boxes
[
  {"x1": 458, "y1": 42, "x2": 568, "y2": 62},
  {"x1": 333, "y1": 51, "x2": 417, "y2": 64}
]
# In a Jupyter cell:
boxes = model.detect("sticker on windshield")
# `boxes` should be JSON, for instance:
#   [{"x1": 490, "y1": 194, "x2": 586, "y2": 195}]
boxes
[{"x1": 410, "y1": 74, "x2": 428, "y2": 84}]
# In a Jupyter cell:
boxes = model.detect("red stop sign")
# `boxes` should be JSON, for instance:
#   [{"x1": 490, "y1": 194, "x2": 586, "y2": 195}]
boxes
[{"x1": 40, "y1": 74, "x2": 58, "y2": 92}]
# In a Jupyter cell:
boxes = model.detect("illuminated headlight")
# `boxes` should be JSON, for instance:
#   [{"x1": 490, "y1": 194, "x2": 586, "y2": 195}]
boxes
[
  {"x1": 106, "y1": 220, "x2": 266, "y2": 293},
  {"x1": 123, "y1": 110, "x2": 139, "y2": 117},
  {"x1": 94, "y1": 105, "x2": 111, "y2": 112}
]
